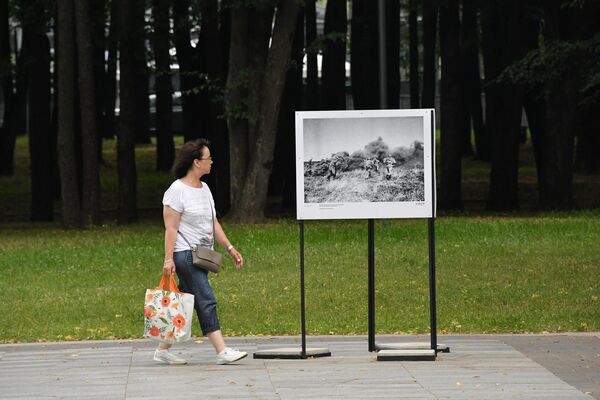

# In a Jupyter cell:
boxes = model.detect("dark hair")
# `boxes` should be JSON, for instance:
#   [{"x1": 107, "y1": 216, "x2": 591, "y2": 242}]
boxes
[{"x1": 171, "y1": 138, "x2": 210, "y2": 178}]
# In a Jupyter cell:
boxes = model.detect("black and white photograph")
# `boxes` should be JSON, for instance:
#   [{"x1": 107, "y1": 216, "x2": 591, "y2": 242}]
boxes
[{"x1": 295, "y1": 110, "x2": 436, "y2": 220}]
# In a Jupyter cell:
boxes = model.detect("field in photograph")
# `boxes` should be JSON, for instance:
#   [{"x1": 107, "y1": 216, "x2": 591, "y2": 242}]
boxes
[{"x1": 305, "y1": 167, "x2": 425, "y2": 203}]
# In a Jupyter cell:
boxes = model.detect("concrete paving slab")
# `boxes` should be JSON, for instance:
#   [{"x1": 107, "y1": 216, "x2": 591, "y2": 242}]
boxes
[{"x1": 0, "y1": 334, "x2": 597, "y2": 399}]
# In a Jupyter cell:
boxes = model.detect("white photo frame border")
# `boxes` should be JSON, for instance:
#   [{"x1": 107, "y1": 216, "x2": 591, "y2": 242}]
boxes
[{"x1": 295, "y1": 109, "x2": 436, "y2": 220}]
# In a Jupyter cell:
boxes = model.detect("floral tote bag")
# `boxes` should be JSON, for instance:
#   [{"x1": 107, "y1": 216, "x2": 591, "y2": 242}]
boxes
[{"x1": 144, "y1": 275, "x2": 194, "y2": 343}]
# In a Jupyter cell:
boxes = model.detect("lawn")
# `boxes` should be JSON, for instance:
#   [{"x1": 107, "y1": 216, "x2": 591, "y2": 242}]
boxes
[
  {"x1": 0, "y1": 135, "x2": 599, "y2": 343},
  {"x1": 0, "y1": 215, "x2": 599, "y2": 343}
]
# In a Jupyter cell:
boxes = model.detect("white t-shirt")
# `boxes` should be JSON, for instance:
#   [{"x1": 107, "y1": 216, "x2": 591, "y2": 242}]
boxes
[{"x1": 162, "y1": 179, "x2": 216, "y2": 252}]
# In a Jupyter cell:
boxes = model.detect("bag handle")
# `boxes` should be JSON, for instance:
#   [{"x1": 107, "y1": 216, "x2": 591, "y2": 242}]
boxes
[{"x1": 157, "y1": 274, "x2": 182, "y2": 294}]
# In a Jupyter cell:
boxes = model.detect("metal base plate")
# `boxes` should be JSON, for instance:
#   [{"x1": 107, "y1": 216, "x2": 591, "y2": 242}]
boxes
[
  {"x1": 376, "y1": 342, "x2": 450, "y2": 353},
  {"x1": 377, "y1": 349, "x2": 436, "y2": 361},
  {"x1": 253, "y1": 347, "x2": 331, "y2": 359}
]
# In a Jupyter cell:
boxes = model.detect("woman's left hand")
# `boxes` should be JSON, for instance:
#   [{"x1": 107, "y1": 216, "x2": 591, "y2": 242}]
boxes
[{"x1": 229, "y1": 248, "x2": 244, "y2": 269}]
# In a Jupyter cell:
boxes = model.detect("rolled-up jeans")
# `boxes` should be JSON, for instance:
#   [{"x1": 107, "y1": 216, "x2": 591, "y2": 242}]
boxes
[{"x1": 173, "y1": 250, "x2": 221, "y2": 335}]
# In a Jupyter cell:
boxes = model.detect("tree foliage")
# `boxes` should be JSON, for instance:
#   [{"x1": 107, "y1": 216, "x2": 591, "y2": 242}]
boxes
[
  {"x1": 499, "y1": 33, "x2": 600, "y2": 105},
  {"x1": 3, "y1": 0, "x2": 600, "y2": 224}
]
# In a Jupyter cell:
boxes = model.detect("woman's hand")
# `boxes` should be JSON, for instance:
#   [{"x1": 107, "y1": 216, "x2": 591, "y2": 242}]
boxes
[
  {"x1": 163, "y1": 259, "x2": 176, "y2": 275},
  {"x1": 229, "y1": 248, "x2": 244, "y2": 269}
]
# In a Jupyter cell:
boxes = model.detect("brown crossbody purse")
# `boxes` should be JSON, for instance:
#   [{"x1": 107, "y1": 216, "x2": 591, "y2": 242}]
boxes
[{"x1": 177, "y1": 200, "x2": 222, "y2": 273}]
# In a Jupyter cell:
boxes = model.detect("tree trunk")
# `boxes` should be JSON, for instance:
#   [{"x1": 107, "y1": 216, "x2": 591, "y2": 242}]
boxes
[
  {"x1": 408, "y1": 0, "x2": 419, "y2": 108},
  {"x1": 132, "y1": 1, "x2": 150, "y2": 145},
  {"x1": 305, "y1": 0, "x2": 319, "y2": 110},
  {"x1": 524, "y1": 91, "x2": 546, "y2": 188},
  {"x1": 573, "y1": 3, "x2": 600, "y2": 175},
  {"x1": 217, "y1": 5, "x2": 232, "y2": 214},
  {"x1": 351, "y1": 0, "x2": 379, "y2": 109},
  {"x1": 481, "y1": 1, "x2": 525, "y2": 211},
  {"x1": 75, "y1": 0, "x2": 101, "y2": 225},
  {"x1": 219, "y1": 5, "x2": 231, "y2": 74},
  {"x1": 104, "y1": 0, "x2": 118, "y2": 139},
  {"x1": 0, "y1": 0, "x2": 16, "y2": 176},
  {"x1": 57, "y1": 0, "x2": 82, "y2": 228},
  {"x1": 421, "y1": 0, "x2": 437, "y2": 109},
  {"x1": 90, "y1": 0, "x2": 106, "y2": 162},
  {"x1": 152, "y1": 0, "x2": 175, "y2": 172},
  {"x1": 269, "y1": 8, "x2": 304, "y2": 213},
  {"x1": 385, "y1": 0, "x2": 401, "y2": 109},
  {"x1": 538, "y1": 0, "x2": 577, "y2": 209},
  {"x1": 459, "y1": 0, "x2": 477, "y2": 157},
  {"x1": 14, "y1": 30, "x2": 27, "y2": 137},
  {"x1": 575, "y1": 109, "x2": 600, "y2": 174},
  {"x1": 225, "y1": 6, "x2": 249, "y2": 209},
  {"x1": 541, "y1": 77, "x2": 576, "y2": 209},
  {"x1": 439, "y1": 0, "x2": 463, "y2": 210},
  {"x1": 229, "y1": 0, "x2": 301, "y2": 222},
  {"x1": 194, "y1": 0, "x2": 213, "y2": 146},
  {"x1": 246, "y1": 7, "x2": 274, "y2": 152},
  {"x1": 117, "y1": 0, "x2": 140, "y2": 223},
  {"x1": 50, "y1": 24, "x2": 60, "y2": 203},
  {"x1": 521, "y1": 11, "x2": 546, "y2": 193},
  {"x1": 198, "y1": 0, "x2": 230, "y2": 213},
  {"x1": 225, "y1": 4, "x2": 274, "y2": 209},
  {"x1": 173, "y1": 0, "x2": 202, "y2": 142},
  {"x1": 24, "y1": 8, "x2": 54, "y2": 221},
  {"x1": 321, "y1": 0, "x2": 347, "y2": 110},
  {"x1": 465, "y1": 0, "x2": 487, "y2": 160}
]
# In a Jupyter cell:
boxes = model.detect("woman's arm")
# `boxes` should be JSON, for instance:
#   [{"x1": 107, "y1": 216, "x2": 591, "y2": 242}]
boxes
[
  {"x1": 214, "y1": 218, "x2": 244, "y2": 268},
  {"x1": 163, "y1": 205, "x2": 181, "y2": 275}
]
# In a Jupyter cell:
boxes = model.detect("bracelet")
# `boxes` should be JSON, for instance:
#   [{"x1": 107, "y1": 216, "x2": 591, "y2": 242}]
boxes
[{"x1": 226, "y1": 244, "x2": 234, "y2": 252}]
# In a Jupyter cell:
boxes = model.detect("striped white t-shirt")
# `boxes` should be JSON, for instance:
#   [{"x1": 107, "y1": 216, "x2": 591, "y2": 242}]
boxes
[{"x1": 162, "y1": 179, "x2": 216, "y2": 252}]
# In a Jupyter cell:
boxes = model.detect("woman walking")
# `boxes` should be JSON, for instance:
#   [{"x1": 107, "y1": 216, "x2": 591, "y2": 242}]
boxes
[{"x1": 155, "y1": 138, "x2": 247, "y2": 365}]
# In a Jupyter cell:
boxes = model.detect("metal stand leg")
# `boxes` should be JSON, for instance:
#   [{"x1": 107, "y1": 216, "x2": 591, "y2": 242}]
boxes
[
  {"x1": 253, "y1": 220, "x2": 330, "y2": 360},
  {"x1": 368, "y1": 219, "x2": 375, "y2": 352},
  {"x1": 300, "y1": 220, "x2": 307, "y2": 359},
  {"x1": 428, "y1": 217, "x2": 437, "y2": 352}
]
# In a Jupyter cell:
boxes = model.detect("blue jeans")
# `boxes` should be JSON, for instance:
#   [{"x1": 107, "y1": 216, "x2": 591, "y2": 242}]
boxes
[{"x1": 173, "y1": 250, "x2": 221, "y2": 335}]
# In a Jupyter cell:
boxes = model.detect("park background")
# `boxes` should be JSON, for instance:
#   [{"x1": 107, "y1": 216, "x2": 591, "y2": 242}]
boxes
[{"x1": 0, "y1": 0, "x2": 599, "y2": 343}]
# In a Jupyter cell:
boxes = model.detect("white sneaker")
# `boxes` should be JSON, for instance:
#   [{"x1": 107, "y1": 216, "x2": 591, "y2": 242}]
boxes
[
  {"x1": 216, "y1": 347, "x2": 248, "y2": 365},
  {"x1": 153, "y1": 349, "x2": 187, "y2": 365}
]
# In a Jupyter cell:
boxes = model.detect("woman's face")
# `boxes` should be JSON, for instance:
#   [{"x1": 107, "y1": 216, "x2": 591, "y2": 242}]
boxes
[{"x1": 196, "y1": 146, "x2": 213, "y2": 176}]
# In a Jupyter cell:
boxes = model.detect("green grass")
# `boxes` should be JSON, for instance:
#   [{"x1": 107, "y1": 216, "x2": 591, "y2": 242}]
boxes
[
  {"x1": 1, "y1": 215, "x2": 599, "y2": 343},
  {"x1": 0, "y1": 134, "x2": 599, "y2": 342}
]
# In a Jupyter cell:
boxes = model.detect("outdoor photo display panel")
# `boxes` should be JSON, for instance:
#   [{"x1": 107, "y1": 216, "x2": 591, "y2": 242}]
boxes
[{"x1": 295, "y1": 109, "x2": 436, "y2": 220}]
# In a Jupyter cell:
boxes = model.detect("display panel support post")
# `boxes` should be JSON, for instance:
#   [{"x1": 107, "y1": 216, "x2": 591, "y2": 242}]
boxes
[
  {"x1": 253, "y1": 220, "x2": 331, "y2": 360},
  {"x1": 368, "y1": 219, "x2": 376, "y2": 352},
  {"x1": 428, "y1": 217, "x2": 437, "y2": 352}
]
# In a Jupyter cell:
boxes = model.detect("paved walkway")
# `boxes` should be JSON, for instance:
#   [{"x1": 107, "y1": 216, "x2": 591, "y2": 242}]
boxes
[{"x1": 0, "y1": 333, "x2": 598, "y2": 399}]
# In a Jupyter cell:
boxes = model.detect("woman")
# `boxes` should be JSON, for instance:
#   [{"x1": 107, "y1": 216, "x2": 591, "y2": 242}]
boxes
[{"x1": 155, "y1": 138, "x2": 247, "y2": 365}]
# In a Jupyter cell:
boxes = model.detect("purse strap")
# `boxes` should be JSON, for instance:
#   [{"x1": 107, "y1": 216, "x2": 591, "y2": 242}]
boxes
[
  {"x1": 177, "y1": 230, "x2": 195, "y2": 250},
  {"x1": 177, "y1": 190, "x2": 216, "y2": 249}
]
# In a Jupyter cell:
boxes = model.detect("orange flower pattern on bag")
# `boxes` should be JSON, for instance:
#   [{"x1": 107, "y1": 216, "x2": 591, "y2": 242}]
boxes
[
  {"x1": 144, "y1": 306, "x2": 154, "y2": 318},
  {"x1": 143, "y1": 287, "x2": 193, "y2": 344},
  {"x1": 172, "y1": 314, "x2": 186, "y2": 329}
]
